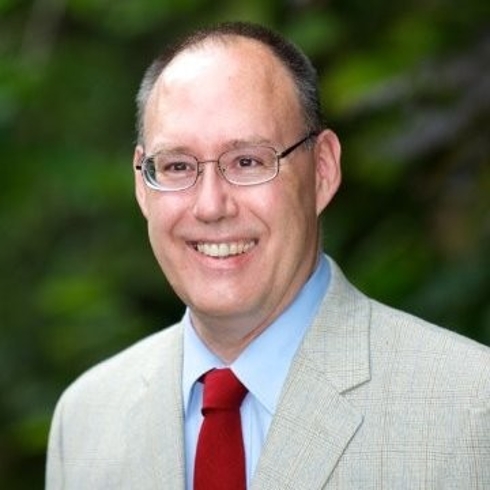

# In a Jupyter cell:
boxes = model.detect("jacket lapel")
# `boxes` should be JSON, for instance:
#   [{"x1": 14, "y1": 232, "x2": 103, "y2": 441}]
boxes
[
  {"x1": 124, "y1": 326, "x2": 186, "y2": 490},
  {"x1": 252, "y1": 259, "x2": 371, "y2": 490}
]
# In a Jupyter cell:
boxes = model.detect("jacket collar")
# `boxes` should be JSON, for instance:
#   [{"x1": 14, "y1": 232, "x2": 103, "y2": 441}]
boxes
[{"x1": 251, "y1": 258, "x2": 371, "y2": 489}]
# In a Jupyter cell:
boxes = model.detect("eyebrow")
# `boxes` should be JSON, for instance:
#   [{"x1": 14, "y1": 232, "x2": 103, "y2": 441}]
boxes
[
  {"x1": 227, "y1": 136, "x2": 274, "y2": 148},
  {"x1": 150, "y1": 136, "x2": 275, "y2": 155}
]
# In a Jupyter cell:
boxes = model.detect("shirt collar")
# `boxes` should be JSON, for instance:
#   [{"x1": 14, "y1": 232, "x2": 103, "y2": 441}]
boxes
[{"x1": 182, "y1": 254, "x2": 330, "y2": 415}]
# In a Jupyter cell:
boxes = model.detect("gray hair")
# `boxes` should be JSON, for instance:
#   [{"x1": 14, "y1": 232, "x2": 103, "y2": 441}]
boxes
[{"x1": 135, "y1": 21, "x2": 323, "y2": 145}]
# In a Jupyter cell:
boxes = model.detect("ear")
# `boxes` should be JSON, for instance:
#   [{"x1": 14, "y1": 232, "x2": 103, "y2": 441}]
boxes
[
  {"x1": 314, "y1": 129, "x2": 342, "y2": 215},
  {"x1": 133, "y1": 145, "x2": 149, "y2": 219}
]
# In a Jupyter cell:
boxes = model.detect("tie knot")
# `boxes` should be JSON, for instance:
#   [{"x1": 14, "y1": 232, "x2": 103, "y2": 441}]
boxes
[{"x1": 201, "y1": 368, "x2": 247, "y2": 414}]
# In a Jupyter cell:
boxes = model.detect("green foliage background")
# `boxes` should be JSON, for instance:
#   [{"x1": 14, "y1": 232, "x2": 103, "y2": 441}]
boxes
[{"x1": 1, "y1": 0, "x2": 488, "y2": 487}]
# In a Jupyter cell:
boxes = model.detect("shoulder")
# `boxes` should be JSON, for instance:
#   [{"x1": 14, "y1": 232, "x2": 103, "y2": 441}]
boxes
[
  {"x1": 56, "y1": 322, "x2": 183, "y2": 409},
  {"x1": 325, "y1": 256, "x2": 489, "y2": 396},
  {"x1": 371, "y1": 298, "x2": 489, "y2": 362},
  {"x1": 369, "y1": 298, "x2": 490, "y2": 404}
]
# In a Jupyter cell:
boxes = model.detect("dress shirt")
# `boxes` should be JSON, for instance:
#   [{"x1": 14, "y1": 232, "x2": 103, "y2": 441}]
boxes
[{"x1": 182, "y1": 254, "x2": 331, "y2": 489}]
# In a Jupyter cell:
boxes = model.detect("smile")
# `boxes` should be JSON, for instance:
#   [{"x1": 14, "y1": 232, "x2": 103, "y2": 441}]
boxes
[{"x1": 194, "y1": 240, "x2": 257, "y2": 258}]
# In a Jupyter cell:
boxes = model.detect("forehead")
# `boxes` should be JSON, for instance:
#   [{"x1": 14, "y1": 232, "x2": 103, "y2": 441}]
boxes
[
  {"x1": 163, "y1": 37, "x2": 289, "y2": 85},
  {"x1": 143, "y1": 38, "x2": 304, "y2": 147}
]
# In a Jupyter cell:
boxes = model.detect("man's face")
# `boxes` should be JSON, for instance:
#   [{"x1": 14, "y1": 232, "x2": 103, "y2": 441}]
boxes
[{"x1": 134, "y1": 39, "x2": 340, "y2": 342}]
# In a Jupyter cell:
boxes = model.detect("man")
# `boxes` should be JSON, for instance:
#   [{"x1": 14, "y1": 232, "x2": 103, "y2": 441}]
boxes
[{"x1": 46, "y1": 22, "x2": 489, "y2": 489}]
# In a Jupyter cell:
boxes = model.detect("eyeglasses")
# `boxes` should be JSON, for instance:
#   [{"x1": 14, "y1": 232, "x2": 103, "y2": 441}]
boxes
[{"x1": 135, "y1": 131, "x2": 318, "y2": 192}]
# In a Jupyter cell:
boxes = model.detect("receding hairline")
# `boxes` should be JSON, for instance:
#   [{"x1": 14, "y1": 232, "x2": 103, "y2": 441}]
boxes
[
  {"x1": 154, "y1": 35, "x2": 299, "y2": 98},
  {"x1": 163, "y1": 34, "x2": 289, "y2": 74}
]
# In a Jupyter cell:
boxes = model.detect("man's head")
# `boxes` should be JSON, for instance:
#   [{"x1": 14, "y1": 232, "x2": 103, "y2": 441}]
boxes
[{"x1": 133, "y1": 22, "x2": 341, "y2": 358}]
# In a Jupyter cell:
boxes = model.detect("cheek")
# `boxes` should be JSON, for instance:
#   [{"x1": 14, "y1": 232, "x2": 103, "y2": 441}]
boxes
[
  {"x1": 145, "y1": 199, "x2": 180, "y2": 257},
  {"x1": 281, "y1": 169, "x2": 318, "y2": 221},
  {"x1": 258, "y1": 173, "x2": 319, "y2": 248},
  {"x1": 147, "y1": 218, "x2": 167, "y2": 268}
]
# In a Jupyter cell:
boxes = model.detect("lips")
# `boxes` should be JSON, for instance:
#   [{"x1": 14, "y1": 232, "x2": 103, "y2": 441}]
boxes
[{"x1": 194, "y1": 240, "x2": 256, "y2": 258}]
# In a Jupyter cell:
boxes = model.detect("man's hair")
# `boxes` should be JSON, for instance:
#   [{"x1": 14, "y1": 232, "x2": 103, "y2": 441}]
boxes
[{"x1": 135, "y1": 21, "x2": 322, "y2": 145}]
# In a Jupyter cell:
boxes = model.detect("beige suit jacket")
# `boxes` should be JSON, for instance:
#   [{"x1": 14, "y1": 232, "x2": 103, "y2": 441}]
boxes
[{"x1": 46, "y1": 258, "x2": 490, "y2": 489}]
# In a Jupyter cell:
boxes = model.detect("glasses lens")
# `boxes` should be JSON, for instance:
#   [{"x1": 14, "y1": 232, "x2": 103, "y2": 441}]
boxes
[
  {"x1": 220, "y1": 147, "x2": 277, "y2": 185},
  {"x1": 144, "y1": 153, "x2": 198, "y2": 191}
]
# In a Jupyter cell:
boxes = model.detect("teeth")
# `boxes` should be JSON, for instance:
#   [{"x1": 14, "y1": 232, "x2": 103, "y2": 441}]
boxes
[{"x1": 196, "y1": 240, "x2": 255, "y2": 258}]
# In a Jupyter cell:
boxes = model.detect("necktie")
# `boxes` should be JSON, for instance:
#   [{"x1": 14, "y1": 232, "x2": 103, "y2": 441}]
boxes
[{"x1": 194, "y1": 368, "x2": 248, "y2": 490}]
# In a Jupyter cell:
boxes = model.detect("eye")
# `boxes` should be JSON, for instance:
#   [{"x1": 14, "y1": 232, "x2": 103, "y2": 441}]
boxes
[
  {"x1": 152, "y1": 154, "x2": 197, "y2": 176},
  {"x1": 242, "y1": 157, "x2": 261, "y2": 167},
  {"x1": 163, "y1": 161, "x2": 194, "y2": 173},
  {"x1": 235, "y1": 155, "x2": 265, "y2": 168}
]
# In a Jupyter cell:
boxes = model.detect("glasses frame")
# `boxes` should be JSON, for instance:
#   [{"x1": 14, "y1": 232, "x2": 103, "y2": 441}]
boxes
[{"x1": 135, "y1": 131, "x2": 319, "y2": 192}]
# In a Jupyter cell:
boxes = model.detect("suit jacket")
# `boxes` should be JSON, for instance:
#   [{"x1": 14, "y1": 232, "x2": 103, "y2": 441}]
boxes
[{"x1": 46, "y1": 258, "x2": 490, "y2": 489}]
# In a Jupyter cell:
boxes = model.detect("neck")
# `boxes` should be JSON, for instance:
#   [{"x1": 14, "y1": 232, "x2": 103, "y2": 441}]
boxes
[{"x1": 189, "y1": 311, "x2": 275, "y2": 364}]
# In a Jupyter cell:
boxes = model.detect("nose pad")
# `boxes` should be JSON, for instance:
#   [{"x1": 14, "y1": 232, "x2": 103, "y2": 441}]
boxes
[{"x1": 196, "y1": 160, "x2": 223, "y2": 182}]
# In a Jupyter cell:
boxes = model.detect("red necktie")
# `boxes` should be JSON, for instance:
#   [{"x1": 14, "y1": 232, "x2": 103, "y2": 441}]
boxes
[{"x1": 194, "y1": 368, "x2": 248, "y2": 490}]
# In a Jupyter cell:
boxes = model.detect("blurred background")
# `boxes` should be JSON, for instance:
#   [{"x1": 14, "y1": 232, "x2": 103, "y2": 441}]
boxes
[{"x1": 1, "y1": 0, "x2": 489, "y2": 487}]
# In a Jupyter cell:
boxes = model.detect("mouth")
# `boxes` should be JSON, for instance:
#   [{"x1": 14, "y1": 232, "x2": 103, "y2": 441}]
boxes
[{"x1": 192, "y1": 240, "x2": 257, "y2": 258}]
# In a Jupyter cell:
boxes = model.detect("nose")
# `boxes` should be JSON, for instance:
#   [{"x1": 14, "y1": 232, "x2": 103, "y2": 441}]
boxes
[{"x1": 192, "y1": 162, "x2": 238, "y2": 223}]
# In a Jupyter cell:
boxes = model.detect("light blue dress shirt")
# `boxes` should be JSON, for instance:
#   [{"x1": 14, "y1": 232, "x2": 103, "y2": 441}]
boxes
[{"x1": 182, "y1": 254, "x2": 330, "y2": 489}]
